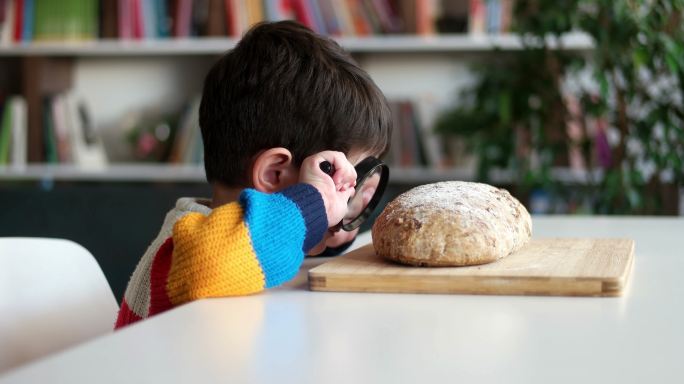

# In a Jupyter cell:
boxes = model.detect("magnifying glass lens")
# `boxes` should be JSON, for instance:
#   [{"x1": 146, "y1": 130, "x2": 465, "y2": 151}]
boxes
[
  {"x1": 342, "y1": 167, "x2": 382, "y2": 225},
  {"x1": 341, "y1": 157, "x2": 389, "y2": 231}
]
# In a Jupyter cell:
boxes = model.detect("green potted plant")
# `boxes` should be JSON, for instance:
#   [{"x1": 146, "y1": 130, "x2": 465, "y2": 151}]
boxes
[{"x1": 436, "y1": 0, "x2": 684, "y2": 214}]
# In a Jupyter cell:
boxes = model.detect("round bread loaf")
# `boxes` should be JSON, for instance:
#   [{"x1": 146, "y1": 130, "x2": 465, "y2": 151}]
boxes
[{"x1": 372, "y1": 181, "x2": 532, "y2": 267}]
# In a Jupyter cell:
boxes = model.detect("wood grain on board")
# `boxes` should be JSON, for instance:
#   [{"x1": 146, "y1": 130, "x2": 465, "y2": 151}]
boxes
[{"x1": 309, "y1": 238, "x2": 634, "y2": 297}]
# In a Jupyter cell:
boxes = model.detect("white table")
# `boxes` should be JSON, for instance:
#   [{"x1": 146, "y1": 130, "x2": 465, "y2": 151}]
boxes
[{"x1": 1, "y1": 217, "x2": 683, "y2": 384}]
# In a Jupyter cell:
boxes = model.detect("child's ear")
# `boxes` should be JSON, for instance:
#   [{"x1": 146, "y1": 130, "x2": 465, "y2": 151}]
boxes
[{"x1": 251, "y1": 147, "x2": 298, "y2": 193}]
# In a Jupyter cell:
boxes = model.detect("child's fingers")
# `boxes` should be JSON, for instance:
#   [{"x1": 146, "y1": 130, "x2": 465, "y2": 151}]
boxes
[{"x1": 325, "y1": 152, "x2": 356, "y2": 188}]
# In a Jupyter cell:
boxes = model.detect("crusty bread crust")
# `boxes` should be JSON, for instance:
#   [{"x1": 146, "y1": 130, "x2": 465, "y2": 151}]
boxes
[{"x1": 371, "y1": 181, "x2": 532, "y2": 267}]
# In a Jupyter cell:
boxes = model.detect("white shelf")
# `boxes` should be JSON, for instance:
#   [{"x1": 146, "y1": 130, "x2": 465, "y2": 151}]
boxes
[
  {"x1": 0, "y1": 164, "x2": 207, "y2": 182},
  {"x1": 0, "y1": 33, "x2": 593, "y2": 56},
  {"x1": 0, "y1": 164, "x2": 474, "y2": 183},
  {"x1": 0, "y1": 164, "x2": 601, "y2": 184}
]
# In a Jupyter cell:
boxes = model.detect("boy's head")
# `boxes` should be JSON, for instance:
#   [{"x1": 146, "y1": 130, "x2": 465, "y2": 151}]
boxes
[{"x1": 199, "y1": 21, "x2": 392, "y2": 188}]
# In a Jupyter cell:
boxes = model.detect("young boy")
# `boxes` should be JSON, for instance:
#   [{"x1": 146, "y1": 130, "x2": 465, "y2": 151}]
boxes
[{"x1": 115, "y1": 21, "x2": 392, "y2": 328}]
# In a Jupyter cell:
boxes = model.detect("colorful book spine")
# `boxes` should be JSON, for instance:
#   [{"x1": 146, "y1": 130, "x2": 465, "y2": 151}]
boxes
[
  {"x1": 11, "y1": 0, "x2": 21, "y2": 42},
  {"x1": 330, "y1": 0, "x2": 355, "y2": 36},
  {"x1": 51, "y1": 94, "x2": 72, "y2": 162},
  {"x1": 469, "y1": 0, "x2": 485, "y2": 34},
  {"x1": 43, "y1": 97, "x2": 58, "y2": 164},
  {"x1": 290, "y1": 0, "x2": 316, "y2": 31},
  {"x1": 118, "y1": 0, "x2": 132, "y2": 39},
  {"x1": 174, "y1": 0, "x2": 192, "y2": 37},
  {"x1": 264, "y1": 0, "x2": 293, "y2": 22},
  {"x1": 317, "y1": 0, "x2": 340, "y2": 36},
  {"x1": 10, "y1": 96, "x2": 27, "y2": 167},
  {"x1": 416, "y1": 0, "x2": 437, "y2": 35},
  {"x1": 348, "y1": 0, "x2": 371, "y2": 36},
  {"x1": 155, "y1": 0, "x2": 169, "y2": 37},
  {"x1": 142, "y1": 0, "x2": 157, "y2": 38},
  {"x1": 485, "y1": 0, "x2": 501, "y2": 34},
  {"x1": 500, "y1": 0, "x2": 513, "y2": 33},
  {"x1": 245, "y1": 0, "x2": 264, "y2": 29},
  {"x1": 307, "y1": 0, "x2": 326, "y2": 34},
  {"x1": 0, "y1": 100, "x2": 12, "y2": 164},
  {"x1": 21, "y1": 0, "x2": 32, "y2": 41},
  {"x1": 131, "y1": 0, "x2": 143, "y2": 39}
]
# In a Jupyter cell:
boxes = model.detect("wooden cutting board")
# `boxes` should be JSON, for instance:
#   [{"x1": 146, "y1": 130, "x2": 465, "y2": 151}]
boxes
[{"x1": 309, "y1": 238, "x2": 634, "y2": 297}]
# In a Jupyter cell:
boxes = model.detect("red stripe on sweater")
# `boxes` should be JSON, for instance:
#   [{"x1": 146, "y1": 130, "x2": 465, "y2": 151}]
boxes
[
  {"x1": 114, "y1": 299, "x2": 142, "y2": 329},
  {"x1": 149, "y1": 237, "x2": 175, "y2": 316}
]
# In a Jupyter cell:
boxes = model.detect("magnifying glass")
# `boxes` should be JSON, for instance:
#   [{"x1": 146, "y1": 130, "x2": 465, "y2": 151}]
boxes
[{"x1": 319, "y1": 156, "x2": 389, "y2": 231}]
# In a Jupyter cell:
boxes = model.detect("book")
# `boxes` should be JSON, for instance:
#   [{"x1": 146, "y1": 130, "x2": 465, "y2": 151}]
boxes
[
  {"x1": 21, "y1": 0, "x2": 32, "y2": 42},
  {"x1": 51, "y1": 93, "x2": 72, "y2": 162},
  {"x1": 485, "y1": 0, "x2": 501, "y2": 34},
  {"x1": 100, "y1": 0, "x2": 118, "y2": 38},
  {"x1": 206, "y1": 0, "x2": 226, "y2": 36},
  {"x1": 31, "y1": 0, "x2": 99, "y2": 41},
  {"x1": 118, "y1": 0, "x2": 133, "y2": 39},
  {"x1": 169, "y1": 96, "x2": 200, "y2": 163},
  {"x1": 413, "y1": 94, "x2": 445, "y2": 167},
  {"x1": 435, "y1": 0, "x2": 468, "y2": 33},
  {"x1": 500, "y1": 0, "x2": 513, "y2": 33},
  {"x1": 0, "y1": 0, "x2": 6, "y2": 22},
  {"x1": 0, "y1": 100, "x2": 12, "y2": 165},
  {"x1": 371, "y1": 0, "x2": 401, "y2": 34},
  {"x1": 43, "y1": 96, "x2": 58, "y2": 164},
  {"x1": 0, "y1": 1, "x2": 10, "y2": 43},
  {"x1": 131, "y1": 0, "x2": 143, "y2": 39},
  {"x1": 244, "y1": 0, "x2": 264, "y2": 29},
  {"x1": 174, "y1": 0, "x2": 192, "y2": 37},
  {"x1": 86, "y1": 0, "x2": 99, "y2": 39},
  {"x1": 318, "y1": 0, "x2": 340, "y2": 35},
  {"x1": 224, "y1": 0, "x2": 238, "y2": 36},
  {"x1": 191, "y1": 0, "x2": 209, "y2": 36},
  {"x1": 263, "y1": 0, "x2": 282, "y2": 21},
  {"x1": 468, "y1": 0, "x2": 485, "y2": 34},
  {"x1": 0, "y1": 0, "x2": 8, "y2": 43},
  {"x1": 154, "y1": 0, "x2": 169, "y2": 37},
  {"x1": 64, "y1": 93, "x2": 107, "y2": 168},
  {"x1": 416, "y1": 0, "x2": 437, "y2": 35},
  {"x1": 9, "y1": 96, "x2": 27, "y2": 167},
  {"x1": 330, "y1": 0, "x2": 355, "y2": 36},
  {"x1": 290, "y1": 0, "x2": 316, "y2": 31},
  {"x1": 142, "y1": 0, "x2": 157, "y2": 38},
  {"x1": 361, "y1": 0, "x2": 382, "y2": 34},
  {"x1": 348, "y1": 0, "x2": 371, "y2": 36},
  {"x1": 395, "y1": 0, "x2": 416, "y2": 34},
  {"x1": 406, "y1": 101, "x2": 428, "y2": 166},
  {"x1": 307, "y1": 0, "x2": 326, "y2": 34},
  {"x1": 11, "y1": 0, "x2": 21, "y2": 42},
  {"x1": 385, "y1": 100, "x2": 402, "y2": 166}
]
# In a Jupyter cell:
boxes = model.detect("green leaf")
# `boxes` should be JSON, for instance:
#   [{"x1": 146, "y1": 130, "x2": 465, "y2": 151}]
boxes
[
  {"x1": 498, "y1": 91, "x2": 512, "y2": 125},
  {"x1": 665, "y1": 52, "x2": 680, "y2": 73}
]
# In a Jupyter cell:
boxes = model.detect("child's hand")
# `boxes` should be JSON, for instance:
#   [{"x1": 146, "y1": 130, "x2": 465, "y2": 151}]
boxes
[
  {"x1": 326, "y1": 228, "x2": 359, "y2": 248},
  {"x1": 300, "y1": 151, "x2": 357, "y2": 227}
]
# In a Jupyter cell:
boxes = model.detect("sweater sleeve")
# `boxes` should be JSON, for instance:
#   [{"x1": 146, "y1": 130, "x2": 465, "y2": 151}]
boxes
[{"x1": 164, "y1": 184, "x2": 327, "y2": 305}]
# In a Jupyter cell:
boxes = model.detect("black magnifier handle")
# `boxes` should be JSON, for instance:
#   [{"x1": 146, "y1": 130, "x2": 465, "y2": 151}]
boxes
[{"x1": 319, "y1": 160, "x2": 335, "y2": 176}]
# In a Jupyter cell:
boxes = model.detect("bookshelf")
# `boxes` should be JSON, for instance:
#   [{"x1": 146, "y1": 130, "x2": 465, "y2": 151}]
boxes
[
  {"x1": 0, "y1": 0, "x2": 597, "y2": 186},
  {"x1": 0, "y1": 164, "x2": 602, "y2": 185},
  {"x1": 0, "y1": 32, "x2": 593, "y2": 56},
  {"x1": 0, "y1": 32, "x2": 595, "y2": 184}
]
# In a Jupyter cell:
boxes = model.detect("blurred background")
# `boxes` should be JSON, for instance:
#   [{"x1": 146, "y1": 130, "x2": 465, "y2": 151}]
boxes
[{"x1": 0, "y1": 0, "x2": 682, "y2": 299}]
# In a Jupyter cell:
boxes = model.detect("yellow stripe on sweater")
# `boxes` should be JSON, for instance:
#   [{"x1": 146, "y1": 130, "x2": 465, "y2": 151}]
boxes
[{"x1": 166, "y1": 203, "x2": 265, "y2": 305}]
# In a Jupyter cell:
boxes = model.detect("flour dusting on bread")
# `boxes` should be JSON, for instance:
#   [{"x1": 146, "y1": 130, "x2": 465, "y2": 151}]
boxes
[{"x1": 372, "y1": 181, "x2": 532, "y2": 267}]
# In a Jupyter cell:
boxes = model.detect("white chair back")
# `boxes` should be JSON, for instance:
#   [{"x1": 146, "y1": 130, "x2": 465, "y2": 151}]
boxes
[{"x1": 0, "y1": 238, "x2": 118, "y2": 373}]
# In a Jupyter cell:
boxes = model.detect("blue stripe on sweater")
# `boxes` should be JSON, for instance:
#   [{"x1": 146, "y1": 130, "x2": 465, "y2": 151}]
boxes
[{"x1": 240, "y1": 184, "x2": 326, "y2": 288}]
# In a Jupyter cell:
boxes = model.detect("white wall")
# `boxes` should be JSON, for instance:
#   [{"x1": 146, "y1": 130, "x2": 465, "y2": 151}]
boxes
[
  {"x1": 71, "y1": 54, "x2": 474, "y2": 161},
  {"x1": 72, "y1": 56, "x2": 213, "y2": 160}
]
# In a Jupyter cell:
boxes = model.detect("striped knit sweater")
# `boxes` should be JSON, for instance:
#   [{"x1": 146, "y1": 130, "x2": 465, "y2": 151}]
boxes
[{"x1": 115, "y1": 184, "x2": 327, "y2": 329}]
